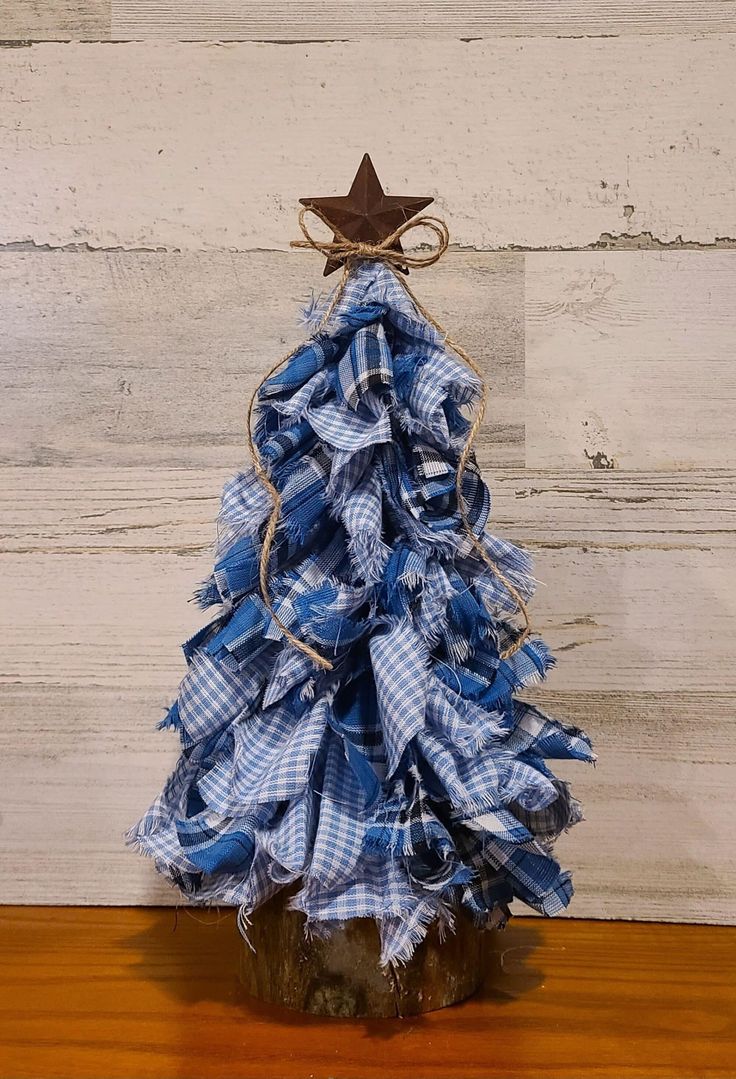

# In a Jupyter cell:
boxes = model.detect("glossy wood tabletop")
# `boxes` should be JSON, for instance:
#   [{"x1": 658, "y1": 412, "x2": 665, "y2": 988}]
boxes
[{"x1": 0, "y1": 908, "x2": 734, "y2": 1079}]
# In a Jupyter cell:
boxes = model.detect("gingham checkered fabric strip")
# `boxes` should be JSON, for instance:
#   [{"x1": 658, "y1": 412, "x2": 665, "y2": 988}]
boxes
[
  {"x1": 467, "y1": 751, "x2": 560, "y2": 812},
  {"x1": 461, "y1": 806, "x2": 535, "y2": 844},
  {"x1": 309, "y1": 731, "x2": 368, "y2": 888},
  {"x1": 290, "y1": 853, "x2": 419, "y2": 924},
  {"x1": 196, "y1": 696, "x2": 329, "y2": 814},
  {"x1": 269, "y1": 366, "x2": 333, "y2": 421},
  {"x1": 204, "y1": 593, "x2": 271, "y2": 666},
  {"x1": 332, "y1": 666, "x2": 386, "y2": 772},
  {"x1": 232, "y1": 845, "x2": 284, "y2": 910},
  {"x1": 174, "y1": 801, "x2": 274, "y2": 876},
  {"x1": 329, "y1": 261, "x2": 435, "y2": 331},
  {"x1": 293, "y1": 579, "x2": 372, "y2": 650},
  {"x1": 365, "y1": 765, "x2": 455, "y2": 857},
  {"x1": 336, "y1": 320, "x2": 393, "y2": 411},
  {"x1": 369, "y1": 617, "x2": 430, "y2": 777},
  {"x1": 506, "y1": 701, "x2": 596, "y2": 762},
  {"x1": 261, "y1": 644, "x2": 316, "y2": 708},
  {"x1": 377, "y1": 897, "x2": 449, "y2": 967},
  {"x1": 126, "y1": 755, "x2": 201, "y2": 872},
  {"x1": 177, "y1": 649, "x2": 273, "y2": 744},
  {"x1": 454, "y1": 824, "x2": 574, "y2": 921},
  {"x1": 215, "y1": 468, "x2": 272, "y2": 558},
  {"x1": 481, "y1": 835, "x2": 575, "y2": 916},
  {"x1": 415, "y1": 725, "x2": 559, "y2": 815},
  {"x1": 406, "y1": 354, "x2": 481, "y2": 449},
  {"x1": 307, "y1": 396, "x2": 391, "y2": 451},
  {"x1": 261, "y1": 530, "x2": 354, "y2": 648},
  {"x1": 325, "y1": 444, "x2": 375, "y2": 509},
  {"x1": 426, "y1": 679, "x2": 506, "y2": 756},
  {"x1": 126, "y1": 256, "x2": 595, "y2": 958},
  {"x1": 276, "y1": 446, "x2": 331, "y2": 542},
  {"x1": 374, "y1": 444, "x2": 458, "y2": 559},
  {"x1": 259, "y1": 790, "x2": 316, "y2": 878},
  {"x1": 339, "y1": 467, "x2": 391, "y2": 582},
  {"x1": 413, "y1": 561, "x2": 456, "y2": 648},
  {"x1": 260, "y1": 416, "x2": 317, "y2": 467}
]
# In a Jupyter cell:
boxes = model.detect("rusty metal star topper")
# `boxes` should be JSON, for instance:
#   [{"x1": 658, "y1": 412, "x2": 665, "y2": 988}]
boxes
[{"x1": 299, "y1": 153, "x2": 434, "y2": 276}]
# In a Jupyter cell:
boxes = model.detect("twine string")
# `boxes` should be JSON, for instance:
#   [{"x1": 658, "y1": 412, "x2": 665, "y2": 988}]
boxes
[{"x1": 246, "y1": 207, "x2": 531, "y2": 670}]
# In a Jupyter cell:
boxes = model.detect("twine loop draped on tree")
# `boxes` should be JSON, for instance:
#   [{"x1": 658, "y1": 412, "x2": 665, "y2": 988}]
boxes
[{"x1": 246, "y1": 207, "x2": 531, "y2": 670}]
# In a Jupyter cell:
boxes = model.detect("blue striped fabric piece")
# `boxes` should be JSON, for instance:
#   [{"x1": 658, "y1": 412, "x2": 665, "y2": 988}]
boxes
[{"x1": 126, "y1": 260, "x2": 596, "y2": 967}]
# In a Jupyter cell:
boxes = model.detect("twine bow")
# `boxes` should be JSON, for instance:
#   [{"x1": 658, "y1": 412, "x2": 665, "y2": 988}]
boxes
[
  {"x1": 246, "y1": 208, "x2": 531, "y2": 671},
  {"x1": 292, "y1": 204, "x2": 451, "y2": 271}
]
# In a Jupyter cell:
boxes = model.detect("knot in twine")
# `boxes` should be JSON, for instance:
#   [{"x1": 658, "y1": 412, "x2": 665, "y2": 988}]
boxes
[
  {"x1": 246, "y1": 207, "x2": 531, "y2": 671},
  {"x1": 292, "y1": 204, "x2": 450, "y2": 271}
]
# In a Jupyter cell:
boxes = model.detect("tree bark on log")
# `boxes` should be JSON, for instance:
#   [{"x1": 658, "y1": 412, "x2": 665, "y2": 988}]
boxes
[{"x1": 239, "y1": 889, "x2": 484, "y2": 1017}]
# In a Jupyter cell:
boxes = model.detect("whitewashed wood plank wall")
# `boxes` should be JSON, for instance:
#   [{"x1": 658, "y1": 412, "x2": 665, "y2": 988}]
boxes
[
  {"x1": 0, "y1": 5, "x2": 734, "y2": 922},
  {"x1": 5, "y1": 3, "x2": 736, "y2": 40}
]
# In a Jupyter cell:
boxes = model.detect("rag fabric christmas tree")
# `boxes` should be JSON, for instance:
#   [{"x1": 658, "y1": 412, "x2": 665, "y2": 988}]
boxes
[{"x1": 127, "y1": 159, "x2": 596, "y2": 967}]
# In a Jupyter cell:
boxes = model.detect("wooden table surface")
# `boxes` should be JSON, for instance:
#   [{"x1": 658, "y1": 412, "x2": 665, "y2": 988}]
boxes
[{"x1": 0, "y1": 908, "x2": 734, "y2": 1079}]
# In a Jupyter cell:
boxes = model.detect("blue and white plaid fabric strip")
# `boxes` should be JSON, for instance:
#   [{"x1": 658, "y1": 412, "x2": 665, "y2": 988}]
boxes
[
  {"x1": 308, "y1": 395, "x2": 391, "y2": 451},
  {"x1": 505, "y1": 700, "x2": 596, "y2": 761},
  {"x1": 369, "y1": 617, "x2": 430, "y2": 776},
  {"x1": 426, "y1": 680, "x2": 506, "y2": 755},
  {"x1": 261, "y1": 644, "x2": 316, "y2": 708},
  {"x1": 290, "y1": 854, "x2": 418, "y2": 925},
  {"x1": 178, "y1": 649, "x2": 274, "y2": 744},
  {"x1": 270, "y1": 367, "x2": 333, "y2": 420},
  {"x1": 127, "y1": 258, "x2": 595, "y2": 966},
  {"x1": 197, "y1": 696, "x2": 329, "y2": 813},
  {"x1": 339, "y1": 468, "x2": 391, "y2": 582},
  {"x1": 260, "y1": 791, "x2": 315, "y2": 878},
  {"x1": 309, "y1": 732, "x2": 367, "y2": 888},
  {"x1": 337, "y1": 322, "x2": 393, "y2": 410},
  {"x1": 365, "y1": 765, "x2": 454, "y2": 857}
]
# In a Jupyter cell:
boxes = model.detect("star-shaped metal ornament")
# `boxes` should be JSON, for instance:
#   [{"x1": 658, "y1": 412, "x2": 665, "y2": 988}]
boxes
[{"x1": 300, "y1": 153, "x2": 434, "y2": 276}]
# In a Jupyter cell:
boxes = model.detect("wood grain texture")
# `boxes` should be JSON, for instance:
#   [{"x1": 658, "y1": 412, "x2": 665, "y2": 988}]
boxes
[
  {"x1": 240, "y1": 889, "x2": 483, "y2": 1016},
  {"x1": 529, "y1": 689, "x2": 736, "y2": 923},
  {"x1": 109, "y1": 2, "x2": 736, "y2": 40},
  {"x1": 2, "y1": 465, "x2": 734, "y2": 692},
  {"x1": 1, "y1": 909, "x2": 734, "y2": 1079},
  {"x1": 1, "y1": 38, "x2": 735, "y2": 250},
  {"x1": 8, "y1": 521, "x2": 733, "y2": 692},
  {"x1": 5, "y1": 466, "x2": 734, "y2": 552},
  {"x1": 0, "y1": 250, "x2": 524, "y2": 468},
  {"x1": 4, "y1": 1, "x2": 736, "y2": 42},
  {"x1": 525, "y1": 251, "x2": 736, "y2": 469},
  {"x1": 0, "y1": 1, "x2": 110, "y2": 40}
]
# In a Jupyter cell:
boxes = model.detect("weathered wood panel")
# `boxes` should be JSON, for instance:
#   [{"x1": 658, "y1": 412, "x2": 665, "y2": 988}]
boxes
[
  {"x1": 0, "y1": 250, "x2": 524, "y2": 468},
  {"x1": 4, "y1": 467, "x2": 734, "y2": 553},
  {"x1": 2, "y1": 38, "x2": 735, "y2": 250},
  {"x1": 3, "y1": 468, "x2": 733, "y2": 693},
  {"x1": 525, "y1": 251, "x2": 736, "y2": 469},
  {"x1": 110, "y1": 2, "x2": 736, "y2": 40},
  {"x1": 6, "y1": 250, "x2": 736, "y2": 473},
  {"x1": 0, "y1": 687, "x2": 179, "y2": 905},
  {"x1": 530, "y1": 689, "x2": 736, "y2": 924},
  {"x1": 5, "y1": 1, "x2": 736, "y2": 42},
  {"x1": 0, "y1": 1, "x2": 110, "y2": 40}
]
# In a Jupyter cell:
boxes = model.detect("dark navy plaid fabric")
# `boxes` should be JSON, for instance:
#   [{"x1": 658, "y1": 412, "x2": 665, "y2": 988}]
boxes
[{"x1": 127, "y1": 260, "x2": 596, "y2": 967}]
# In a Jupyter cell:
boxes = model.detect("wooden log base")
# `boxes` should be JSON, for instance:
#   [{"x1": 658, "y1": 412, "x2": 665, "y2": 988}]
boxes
[{"x1": 239, "y1": 889, "x2": 484, "y2": 1017}]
